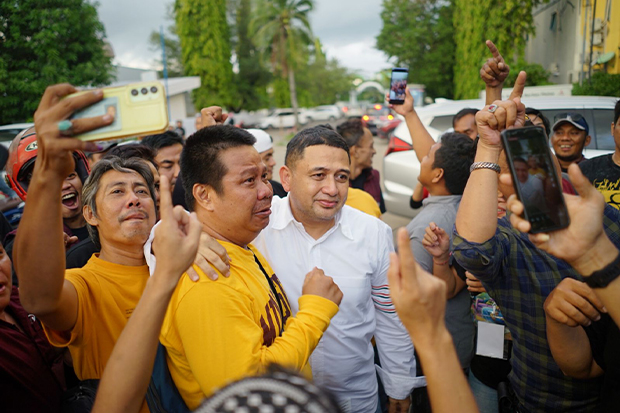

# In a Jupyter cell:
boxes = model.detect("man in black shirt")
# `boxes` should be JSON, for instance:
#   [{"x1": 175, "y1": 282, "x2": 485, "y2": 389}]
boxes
[{"x1": 579, "y1": 100, "x2": 620, "y2": 209}]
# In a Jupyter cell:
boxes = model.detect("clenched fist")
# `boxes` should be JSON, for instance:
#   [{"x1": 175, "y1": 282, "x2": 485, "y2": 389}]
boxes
[{"x1": 302, "y1": 267, "x2": 343, "y2": 306}]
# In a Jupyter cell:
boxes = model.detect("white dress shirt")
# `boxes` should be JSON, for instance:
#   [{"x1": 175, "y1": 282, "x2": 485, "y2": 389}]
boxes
[{"x1": 253, "y1": 196, "x2": 425, "y2": 413}]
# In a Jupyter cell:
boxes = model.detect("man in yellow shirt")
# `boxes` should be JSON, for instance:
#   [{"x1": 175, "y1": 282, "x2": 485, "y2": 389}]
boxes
[
  {"x1": 14, "y1": 85, "x2": 163, "y2": 413},
  {"x1": 158, "y1": 124, "x2": 342, "y2": 409}
]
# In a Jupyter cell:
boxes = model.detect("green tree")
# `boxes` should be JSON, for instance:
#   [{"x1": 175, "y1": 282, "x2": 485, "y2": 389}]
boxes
[
  {"x1": 148, "y1": 4, "x2": 184, "y2": 78},
  {"x1": 0, "y1": 0, "x2": 113, "y2": 124},
  {"x1": 376, "y1": 0, "x2": 455, "y2": 99},
  {"x1": 252, "y1": 0, "x2": 314, "y2": 127},
  {"x1": 504, "y1": 58, "x2": 551, "y2": 87},
  {"x1": 175, "y1": 0, "x2": 234, "y2": 109},
  {"x1": 232, "y1": 0, "x2": 271, "y2": 111},
  {"x1": 453, "y1": 0, "x2": 547, "y2": 99}
]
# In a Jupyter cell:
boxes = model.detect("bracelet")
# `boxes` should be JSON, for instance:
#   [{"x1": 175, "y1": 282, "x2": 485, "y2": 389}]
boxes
[
  {"x1": 584, "y1": 251, "x2": 620, "y2": 289},
  {"x1": 470, "y1": 162, "x2": 501, "y2": 174},
  {"x1": 433, "y1": 252, "x2": 452, "y2": 266}
]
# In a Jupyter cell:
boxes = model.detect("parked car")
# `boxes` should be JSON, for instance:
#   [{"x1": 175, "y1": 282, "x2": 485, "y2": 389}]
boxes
[
  {"x1": 0, "y1": 123, "x2": 33, "y2": 149},
  {"x1": 362, "y1": 104, "x2": 395, "y2": 135},
  {"x1": 258, "y1": 109, "x2": 309, "y2": 129},
  {"x1": 377, "y1": 118, "x2": 402, "y2": 140},
  {"x1": 341, "y1": 104, "x2": 364, "y2": 118},
  {"x1": 305, "y1": 105, "x2": 342, "y2": 122},
  {"x1": 383, "y1": 96, "x2": 619, "y2": 218}
]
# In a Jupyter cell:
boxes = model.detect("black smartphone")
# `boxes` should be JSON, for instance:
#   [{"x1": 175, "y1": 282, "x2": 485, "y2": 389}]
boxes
[
  {"x1": 389, "y1": 68, "x2": 409, "y2": 105},
  {"x1": 501, "y1": 126, "x2": 570, "y2": 233}
]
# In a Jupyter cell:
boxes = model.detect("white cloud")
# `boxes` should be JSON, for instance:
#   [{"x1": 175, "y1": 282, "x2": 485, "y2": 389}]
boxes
[{"x1": 323, "y1": 40, "x2": 392, "y2": 77}]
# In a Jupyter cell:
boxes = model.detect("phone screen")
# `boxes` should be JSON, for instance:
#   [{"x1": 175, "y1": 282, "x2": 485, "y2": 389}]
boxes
[
  {"x1": 501, "y1": 126, "x2": 570, "y2": 233},
  {"x1": 389, "y1": 69, "x2": 408, "y2": 104}
]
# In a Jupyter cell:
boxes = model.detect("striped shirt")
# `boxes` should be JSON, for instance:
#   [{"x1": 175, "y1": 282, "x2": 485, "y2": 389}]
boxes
[{"x1": 453, "y1": 205, "x2": 620, "y2": 412}]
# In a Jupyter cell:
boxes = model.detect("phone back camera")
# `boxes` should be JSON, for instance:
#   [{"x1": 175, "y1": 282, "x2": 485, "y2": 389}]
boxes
[
  {"x1": 131, "y1": 89, "x2": 139, "y2": 96},
  {"x1": 150, "y1": 86, "x2": 158, "y2": 93},
  {"x1": 141, "y1": 88, "x2": 148, "y2": 95}
]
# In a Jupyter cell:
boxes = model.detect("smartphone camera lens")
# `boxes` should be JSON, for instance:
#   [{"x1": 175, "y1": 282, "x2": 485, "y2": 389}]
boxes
[
  {"x1": 150, "y1": 86, "x2": 158, "y2": 93},
  {"x1": 141, "y1": 88, "x2": 148, "y2": 95},
  {"x1": 131, "y1": 89, "x2": 138, "y2": 96}
]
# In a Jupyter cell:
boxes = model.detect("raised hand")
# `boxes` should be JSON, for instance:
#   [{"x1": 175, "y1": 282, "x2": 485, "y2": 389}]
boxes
[
  {"x1": 301, "y1": 267, "x2": 343, "y2": 306},
  {"x1": 422, "y1": 222, "x2": 450, "y2": 259},
  {"x1": 196, "y1": 106, "x2": 229, "y2": 130},
  {"x1": 387, "y1": 228, "x2": 447, "y2": 343},
  {"x1": 33, "y1": 84, "x2": 114, "y2": 179},
  {"x1": 387, "y1": 87, "x2": 415, "y2": 117},
  {"x1": 480, "y1": 40, "x2": 510, "y2": 88},
  {"x1": 152, "y1": 175, "x2": 202, "y2": 289}
]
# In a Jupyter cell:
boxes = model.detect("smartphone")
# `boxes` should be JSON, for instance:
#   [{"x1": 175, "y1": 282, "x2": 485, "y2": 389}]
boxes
[
  {"x1": 69, "y1": 81, "x2": 169, "y2": 141},
  {"x1": 389, "y1": 68, "x2": 409, "y2": 105},
  {"x1": 501, "y1": 126, "x2": 570, "y2": 233}
]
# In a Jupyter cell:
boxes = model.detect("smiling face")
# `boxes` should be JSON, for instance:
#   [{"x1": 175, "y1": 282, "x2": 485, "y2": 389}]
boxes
[
  {"x1": 514, "y1": 159, "x2": 529, "y2": 184},
  {"x1": 282, "y1": 145, "x2": 350, "y2": 230},
  {"x1": 203, "y1": 146, "x2": 273, "y2": 246},
  {"x1": 418, "y1": 142, "x2": 441, "y2": 187},
  {"x1": 61, "y1": 171, "x2": 85, "y2": 228},
  {"x1": 551, "y1": 123, "x2": 591, "y2": 166},
  {"x1": 84, "y1": 170, "x2": 156, "y2": 249}
]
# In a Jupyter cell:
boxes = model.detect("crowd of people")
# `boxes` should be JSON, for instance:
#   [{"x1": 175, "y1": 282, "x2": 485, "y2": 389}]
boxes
[{"x1": 1, "y1": 38, "x2": 620, "y2": 413}]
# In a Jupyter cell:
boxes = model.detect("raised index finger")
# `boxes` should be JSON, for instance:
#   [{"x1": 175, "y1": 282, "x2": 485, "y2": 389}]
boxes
[
  {"x1": 486, "y1": 40, "x2": 503, "y2": 61},
  {"x1": 158, "y1": 175, "x2": 173, "y2": 218},
  {"x1": 396, "y1": 227, "x2": 418, "y2": 289}
]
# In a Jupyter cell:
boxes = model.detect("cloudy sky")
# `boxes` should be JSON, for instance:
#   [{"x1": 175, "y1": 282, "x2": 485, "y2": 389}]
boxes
[{"x1": 97, "y1": 0, "x2": 392, "y2": 77}]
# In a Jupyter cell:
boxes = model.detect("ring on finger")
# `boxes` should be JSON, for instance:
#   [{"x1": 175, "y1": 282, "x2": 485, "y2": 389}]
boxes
[
  {"x1": 58, "y1": 120, "x2": 74, "y2": 136},
  {"x1": 488, "y1": 104, "x2": 498, "y2": 113}
]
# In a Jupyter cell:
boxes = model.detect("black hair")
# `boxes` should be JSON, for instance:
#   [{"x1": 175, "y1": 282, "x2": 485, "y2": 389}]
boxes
[
  {"x1": 452, "y1": 108, "x2": 478, "y2": 128},
  {"x1": 336, "y1": 118, "x2": 365, "y2": 148},
  {"x1": 525, "y1": 108, "x2": 551, "y2": 136},
  {"x1": 432, "y1": 133, "x2": 475, "y2": 195},
  {"x1": 285, "y1": 126, "x2": 351, "y2": 168},
  {"x1": 181, "y1": 125, "x2": 256, "y2": 211},
  {"x1": 513, "y1": 157, "x2": 528, "y2": 165},
  {"x1": 614, "y1": 100, "x2": 620, "y2": 124},
  {"x1": 141, "y1": 131, "x2": 184, "y2": 151},
  {"x1": 104, "y1": 144, "x2": 157, "y2": 169}
]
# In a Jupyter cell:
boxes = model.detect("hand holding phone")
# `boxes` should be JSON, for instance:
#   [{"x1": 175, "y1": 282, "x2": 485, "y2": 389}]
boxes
[
  {"x1": 69, "y1": 81, "x2": 169, "y2": 141},
  {"x1": 389, "y1": 68, "x2": 409, "y2": 105},
  {"x1": 501, "y1": 126, "x2": 570, "y2": 233}
]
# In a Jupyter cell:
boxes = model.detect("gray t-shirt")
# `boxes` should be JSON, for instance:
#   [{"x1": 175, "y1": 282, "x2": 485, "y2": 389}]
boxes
[{"x1": 406, "y1": 194, "x2": 475, "y2": 368}]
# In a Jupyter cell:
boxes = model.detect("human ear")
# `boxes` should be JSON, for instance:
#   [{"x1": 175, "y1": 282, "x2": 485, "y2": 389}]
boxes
[
  {"x1": 193, "y1": 184, "x2": 215, "y2": 212},
  {"x1": 280, "y1": 166, "x2": 293, "y2": 192}
]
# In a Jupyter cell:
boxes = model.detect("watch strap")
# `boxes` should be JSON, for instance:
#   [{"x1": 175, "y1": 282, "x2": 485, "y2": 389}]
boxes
[
  {"x1": 470, "y1": 162, "x2": 501, "y2": 174},
  {"x1": 584, "y1": 251, "x2": 620, "y2": 289}
]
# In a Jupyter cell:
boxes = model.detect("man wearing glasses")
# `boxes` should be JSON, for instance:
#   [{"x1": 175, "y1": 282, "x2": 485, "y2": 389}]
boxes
[{"x1": 551, "y1": 113, "x2": 591, "y2": 172}]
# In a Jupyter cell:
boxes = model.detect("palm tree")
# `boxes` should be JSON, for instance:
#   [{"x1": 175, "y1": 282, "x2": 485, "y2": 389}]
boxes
[{"x1": 251, "y1": 0, "x2": 314, "y2": 129}]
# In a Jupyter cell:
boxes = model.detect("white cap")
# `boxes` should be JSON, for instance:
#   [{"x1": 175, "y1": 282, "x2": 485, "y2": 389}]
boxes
[{"x1": 247, "y1": 129, "x2": 273, "y2": 153}]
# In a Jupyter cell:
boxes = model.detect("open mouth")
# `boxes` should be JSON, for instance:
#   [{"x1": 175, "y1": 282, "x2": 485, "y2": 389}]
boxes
[
  {"x1": 0, "y1": 280, "x2": 7, "y2": 294},
  {"x1": 61, "y1": 193, "x2": 79, "y2": 210}
]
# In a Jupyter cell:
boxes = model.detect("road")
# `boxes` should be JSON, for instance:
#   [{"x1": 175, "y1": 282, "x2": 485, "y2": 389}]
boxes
[{"x1": 267, "y1": 120, "x2": 412, "y2": 233}]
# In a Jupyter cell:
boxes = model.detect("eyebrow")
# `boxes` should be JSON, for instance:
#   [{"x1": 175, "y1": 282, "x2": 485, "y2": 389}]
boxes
[{"x1": 309, "y1": 166, "x2": 351, "y2": 174}]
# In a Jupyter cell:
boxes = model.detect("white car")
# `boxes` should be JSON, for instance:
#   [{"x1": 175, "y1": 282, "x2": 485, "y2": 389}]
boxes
[
  {"x1": 305, "y1": 105, "x2": 342, "y2": 122},
  {"x1": 258, "y1": 109, "x2": 309, "y2": 129},
  {"x1": 383, "y1": 96, "x2": 618, "y2": 218},
  {"x1": 0, "y1": 123, "x2": 33, "y2": 149}
]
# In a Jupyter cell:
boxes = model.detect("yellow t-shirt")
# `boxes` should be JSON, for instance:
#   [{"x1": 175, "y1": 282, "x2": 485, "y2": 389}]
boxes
[
  {"x1": 346, "y1": 187, "x2": 382, "y2": 218},
  {"x1": 160, "y1": 241, "x2": 339, "y2": 410},
  {"x1": 43, "y1": 254, "x2": 150, "y2": 413}
]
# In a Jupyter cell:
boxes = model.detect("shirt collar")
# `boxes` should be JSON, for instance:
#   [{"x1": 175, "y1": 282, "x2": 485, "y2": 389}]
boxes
[
  {"x1": 271, "y1": 195, "x2": 354, "y2": 241},
  {"x1": 422, "y1": 194, "x2": 462, "y2": 206}
]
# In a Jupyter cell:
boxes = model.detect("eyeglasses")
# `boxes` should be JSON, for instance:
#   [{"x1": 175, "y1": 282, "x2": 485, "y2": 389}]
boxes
[{"x1": 554, "y1": 112, "x2": 585, "y2": 124}]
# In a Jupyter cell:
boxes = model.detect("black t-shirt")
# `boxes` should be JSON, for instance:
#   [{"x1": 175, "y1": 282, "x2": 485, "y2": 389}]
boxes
[
  {"x1": 580, "y1": 154, "x2": 620, "y2": 209},
  {"x1": 584, "y1": 313, "x2": 620, "y2": 412},
  {"x1": 69, "y1": 225, "x2": 90, "y2": 242},
  {"x1": 270, "y1": 180, "x2": 287, "y2": 198},
  {"x1": 66, "y1": 238, "x2": 100, "y2": 269}
]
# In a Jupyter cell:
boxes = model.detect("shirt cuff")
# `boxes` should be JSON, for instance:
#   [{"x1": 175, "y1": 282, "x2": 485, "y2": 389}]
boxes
[
  {"x1": 376, "y1": 365, "x2": 427, "y2": 399},
  {"x1": 297, "y1": 295, "x2": 339, "y2": 328}
]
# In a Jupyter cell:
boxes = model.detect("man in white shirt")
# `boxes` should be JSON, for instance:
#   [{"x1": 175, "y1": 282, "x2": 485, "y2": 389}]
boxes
[{"x1": 252, "y1": 126, "x2": 424, "y2": 413}]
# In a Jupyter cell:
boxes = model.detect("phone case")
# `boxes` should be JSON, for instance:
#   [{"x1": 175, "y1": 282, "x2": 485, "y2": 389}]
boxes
[
  {"x1": 389, "y1": 68, "x2": 408, "y2": 104},
  {"x1": 69, "y1": 81, "x2": 169, "y2": 142},
  {"x1": 501, "y1": 126, "x2": 570, "y2": 233}
]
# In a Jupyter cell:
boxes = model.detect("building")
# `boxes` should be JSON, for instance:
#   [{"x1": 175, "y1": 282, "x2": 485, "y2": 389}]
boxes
[
  {"x1": 524, "y1": 0, "x2": 619, "y2": 84},
  {"x1": 111, "y1": 66, "x2": 200, "y2": 125}
]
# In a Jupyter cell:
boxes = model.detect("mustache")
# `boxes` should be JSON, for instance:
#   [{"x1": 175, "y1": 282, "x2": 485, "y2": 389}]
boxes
[{"x1": 117, "y1": 209, "x2": 149, "y2": 223}]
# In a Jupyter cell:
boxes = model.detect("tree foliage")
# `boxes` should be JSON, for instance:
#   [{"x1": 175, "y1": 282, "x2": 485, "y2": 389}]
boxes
[
  {"x1": 175, "y1": 0, "x2": 234, "y2": 109},
  {"x1": 0, "y1": 0, "x2": 113, "y2": 124},
  {"x1": 252, "y1": 0, "x2": 314, "y2": 125},
  {"x1": 572, "y1": 72, "x2": 620, "y2": 97},
  {"x1": 453, "y1": 0, "x2": 547, "y2": 99},
  {"x1": 231, "y1": 0, "x2": 271, "y2": 111},
  {"x1": 376, "y1": 0, "x2": 455, "y2": 99},
  {"x1": 504, "y1": 58, "x2": 552, "y2": 88},
  {"x1": 148, "y1": 4, "x2": 183, "y2": 78}
]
